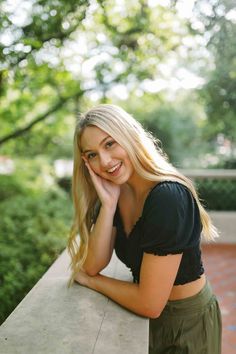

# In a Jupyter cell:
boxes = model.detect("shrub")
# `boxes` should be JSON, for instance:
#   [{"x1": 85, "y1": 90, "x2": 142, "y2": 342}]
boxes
[
  {"x1": 196, "y1": 178, "x2": 236, "y2": 210},
  {"x1": 0, "y1": 161, "x2": 72, "y2": 325}
]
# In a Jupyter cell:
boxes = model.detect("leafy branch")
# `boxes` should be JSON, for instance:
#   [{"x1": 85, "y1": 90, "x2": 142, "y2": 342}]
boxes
[{"x1": 0, "y1": 90, "x2": 84, "y2": 146}]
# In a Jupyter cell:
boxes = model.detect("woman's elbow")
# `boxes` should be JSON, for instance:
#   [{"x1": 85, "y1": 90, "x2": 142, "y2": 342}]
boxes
[
  {"x1": 148, "y1": 311, "x2": 161, "y2": 319},
  {"x1": 141, "y1": 302, "x2": 164, "y2": 319},
  {"x1": 145, "y1": 308, "x2": 161, "y2": 319},
  {"x1": 83, "y1": 266, "x2": 99, "y2": 277},
  {"x1": 83, "y1": 262, "x2": 106, "y2": 276}
]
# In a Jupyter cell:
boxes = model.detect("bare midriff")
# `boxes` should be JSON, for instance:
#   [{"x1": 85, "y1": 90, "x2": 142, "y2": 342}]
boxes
[{"x1": 168, "y1": 274, "x2": 206, "y2": 301}]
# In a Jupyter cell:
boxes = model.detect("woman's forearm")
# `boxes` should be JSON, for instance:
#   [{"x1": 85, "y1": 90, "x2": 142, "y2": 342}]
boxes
[
  {"x1": 88, "y1": 273, "x2": 159, "y2": 318},
  {"x1": 83, "y1": 206, "x2": 116, "y2": 274}
]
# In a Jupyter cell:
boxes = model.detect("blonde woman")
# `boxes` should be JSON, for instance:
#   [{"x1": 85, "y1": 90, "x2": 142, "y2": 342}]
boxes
[{"x1": 68, "y1": 104, "x2": 222, "y2": 353}]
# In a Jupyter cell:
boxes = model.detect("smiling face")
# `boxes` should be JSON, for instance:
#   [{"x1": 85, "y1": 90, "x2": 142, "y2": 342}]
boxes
[{"x1": 80, "y1": 125, "x2": 134, "y2": 184}]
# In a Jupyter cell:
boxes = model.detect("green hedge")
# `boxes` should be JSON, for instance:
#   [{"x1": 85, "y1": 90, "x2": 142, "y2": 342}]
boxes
[
  {"x1": 58, "y1": 176, "x2": 236, "y2": 211},
  {"x1": 0, "y1": 166, "x2": 72, "y2": 325},
  {"x1": 196, "y1": 179, "x2": 236, "y2": 210}
]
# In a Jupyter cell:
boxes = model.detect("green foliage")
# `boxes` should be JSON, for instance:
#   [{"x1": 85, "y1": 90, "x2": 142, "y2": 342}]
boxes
[
  {"x1": 0, "y1": 174, "x2": 26, "y2": 201},
  {"x1": 0, "y1": 63, "x2": 76, "y2": 157},
  {"x1": 94, "y1": 0, "x2": 182, "y2": 85},
  {"x1": 0, "y1": 0, "x2": 235, "y2": 164},
  {"x1": 121, "y1": 92, "x2": 208, "y2": 167},
  {"x1": 0, "y1": 0, "x2": 189, "y2": 156},
  {"x1": 0, "y1": 0, "x2": 89, "y2": 66},
  {"x1": 0, "y1": 0, "x2": 86, "y2": 154},
  {"x1": 193, "y1": 0, "x2": 236, "y2": 141},
  {"x1": 0, "y1": 160, "x2": 72, "y2": 325}
]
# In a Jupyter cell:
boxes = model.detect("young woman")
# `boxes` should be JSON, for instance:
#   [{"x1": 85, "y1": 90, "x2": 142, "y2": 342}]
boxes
[{"x1": 67, "y1": 104, "x2": 222, "y2": 353}]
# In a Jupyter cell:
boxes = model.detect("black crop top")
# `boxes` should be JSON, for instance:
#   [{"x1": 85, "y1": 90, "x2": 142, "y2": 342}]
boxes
[{"x1": 113, "y1": 181, "x2": 204, "y2": 285}]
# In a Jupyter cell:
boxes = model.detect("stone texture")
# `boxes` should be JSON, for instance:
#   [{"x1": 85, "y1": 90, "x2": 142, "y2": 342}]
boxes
[
  {"x1": 209, "y1": 211, "x2": 236, "y2": 243},
  {"x1": 0, "y1": 251, "x2": 149, "y2": 354}
]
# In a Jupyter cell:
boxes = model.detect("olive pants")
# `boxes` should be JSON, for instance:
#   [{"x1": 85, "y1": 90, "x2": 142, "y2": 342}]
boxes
[{"x1": 149, "y1": 280, "x2": 222, "y2": 354}]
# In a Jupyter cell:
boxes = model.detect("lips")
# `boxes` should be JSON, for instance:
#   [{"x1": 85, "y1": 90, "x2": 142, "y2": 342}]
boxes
[{"x1": 107, "y1": 162, "x2": 122, "y2": 175}]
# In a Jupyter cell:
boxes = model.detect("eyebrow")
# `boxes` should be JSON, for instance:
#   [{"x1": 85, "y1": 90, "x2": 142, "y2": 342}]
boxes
[{"x1": 82, "y1": 135, "x2": 111, "y2": 154}]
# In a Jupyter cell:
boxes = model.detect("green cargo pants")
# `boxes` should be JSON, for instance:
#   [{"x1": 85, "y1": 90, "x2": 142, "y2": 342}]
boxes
[{"x1": 149, "y1": 280, "x2": 222, "y2": 354}]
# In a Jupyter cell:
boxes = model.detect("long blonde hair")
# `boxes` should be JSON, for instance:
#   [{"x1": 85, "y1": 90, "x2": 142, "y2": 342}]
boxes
[{"x1": 67, "y1": 104, "x2": 219, "y2": 286}]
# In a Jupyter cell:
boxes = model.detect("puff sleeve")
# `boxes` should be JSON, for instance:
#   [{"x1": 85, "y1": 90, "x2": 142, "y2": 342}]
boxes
[{"x1": 141, "y1": 182, "x2": 202, "y2": 255}]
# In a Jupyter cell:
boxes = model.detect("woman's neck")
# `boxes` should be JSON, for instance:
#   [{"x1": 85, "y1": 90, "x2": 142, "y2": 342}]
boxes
[{"x1": 122, "y1": 174, "x2": 157, "y2": 203}]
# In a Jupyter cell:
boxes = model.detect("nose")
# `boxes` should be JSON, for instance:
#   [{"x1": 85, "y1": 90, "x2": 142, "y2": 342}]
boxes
[{"x1": 99, "y1": 151, "x2": 112, "y2": 169}]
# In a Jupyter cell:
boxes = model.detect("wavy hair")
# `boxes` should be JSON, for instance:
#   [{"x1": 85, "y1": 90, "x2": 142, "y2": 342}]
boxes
[{"x1": 67, "y1": 104, "x2": 219, "y2": 286}]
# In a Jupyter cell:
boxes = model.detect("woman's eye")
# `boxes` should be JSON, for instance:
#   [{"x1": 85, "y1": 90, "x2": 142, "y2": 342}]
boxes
[
  {"x1": 87, "y1": 152, "x2": 96, "y2": 159},
  {"x1": 106, "y1": 140, "x2": 115, "y2": 148}
]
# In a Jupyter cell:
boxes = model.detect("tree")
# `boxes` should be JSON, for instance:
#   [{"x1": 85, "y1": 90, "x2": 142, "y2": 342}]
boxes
[
  {"x1": 192, "y1": 0, "x2": 236, "y2": 141},
  {"x1": 0, "y1": 0, "x2": 188, "y2": 155}
]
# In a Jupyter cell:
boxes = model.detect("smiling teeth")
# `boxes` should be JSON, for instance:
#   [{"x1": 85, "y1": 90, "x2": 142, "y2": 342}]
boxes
[{"x1": 107, "y1": 163, "x2": 121, "y2": 173}]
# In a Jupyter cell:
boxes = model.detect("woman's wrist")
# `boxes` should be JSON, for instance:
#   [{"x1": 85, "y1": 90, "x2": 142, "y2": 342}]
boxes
[
  {"x1": 87, "y1": 272, "x2": 99, "y2": 290},
  {"x1": 100, "y1": 204, "x2": 117, "y2": 216}
]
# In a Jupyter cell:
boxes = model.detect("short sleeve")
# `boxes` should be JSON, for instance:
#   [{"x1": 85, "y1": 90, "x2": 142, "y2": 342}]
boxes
[{"x1": 141, "y1": 182, "x2": 202, "y2": 255}]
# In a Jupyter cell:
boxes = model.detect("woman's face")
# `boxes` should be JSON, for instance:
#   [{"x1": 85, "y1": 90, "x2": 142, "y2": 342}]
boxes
[{"x1": 80, "y1": 126, "x2": 134, "y2": 184}]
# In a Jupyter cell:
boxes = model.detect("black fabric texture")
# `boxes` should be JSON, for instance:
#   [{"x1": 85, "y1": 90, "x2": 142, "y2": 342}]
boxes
[{"x1": 114, "y1": 181, "x2": 204, "y2": 285}]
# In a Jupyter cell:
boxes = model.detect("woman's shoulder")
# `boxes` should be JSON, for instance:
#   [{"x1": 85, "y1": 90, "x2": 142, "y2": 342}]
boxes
[
  {"x1": 141, "y1": 180, "x2": 202, "y2": 253},
  {"x1": 144, "y1": 180, "x2": 194, "y2": 214},
  {"x1": 149, "y1": 180, "x2": 190, "y2": 198}
]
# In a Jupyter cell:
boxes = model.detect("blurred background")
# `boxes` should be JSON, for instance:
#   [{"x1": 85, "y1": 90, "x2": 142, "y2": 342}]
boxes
[{"x1": 0, "y1": 0, "x2": 235, "y2": 332}]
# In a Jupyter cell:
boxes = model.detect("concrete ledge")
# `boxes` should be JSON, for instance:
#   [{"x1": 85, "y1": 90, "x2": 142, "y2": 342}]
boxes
[
  {"x1": 181, "y1": 169, "x2": 236, "y2": 179},
  {"x1": 209, "y1": 211, "x2": 236, "y2": 243},
  {"x1": 0, "y1": 251, "x2": 149, "y2": 354}
]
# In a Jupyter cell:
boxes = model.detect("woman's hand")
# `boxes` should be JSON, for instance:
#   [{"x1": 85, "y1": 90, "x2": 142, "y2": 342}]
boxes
[
  {"x1": 74, "y1": 269, "x2": 94, "y2": 288},
  {"x1": 83, "y1": 157, "x2": 120, "y2": 211}
]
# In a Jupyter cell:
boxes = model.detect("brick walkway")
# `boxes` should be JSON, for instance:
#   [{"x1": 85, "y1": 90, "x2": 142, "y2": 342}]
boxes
[{"x1": 202, "y1": 243, "x2": 236, "y2": 354}]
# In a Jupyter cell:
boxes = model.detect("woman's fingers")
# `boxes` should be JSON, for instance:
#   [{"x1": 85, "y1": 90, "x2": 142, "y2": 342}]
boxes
[
  {"x1": 82, "y1": 157, "x2": 106, "y2": 191},
  {"x1": 81, "y1": 156, "x2": 90, "y2": 170},
  {"x1": 81, "y1": 155, "x2": 120, "y2": 206},
  {"x1": 82, "y1": 156, "x2": 97, "y2": 179}
]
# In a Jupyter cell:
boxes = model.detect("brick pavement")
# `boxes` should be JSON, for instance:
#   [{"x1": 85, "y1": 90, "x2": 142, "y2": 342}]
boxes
[{"x1": 202, "y1": 243, "x2": 236, "y2": 354}]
